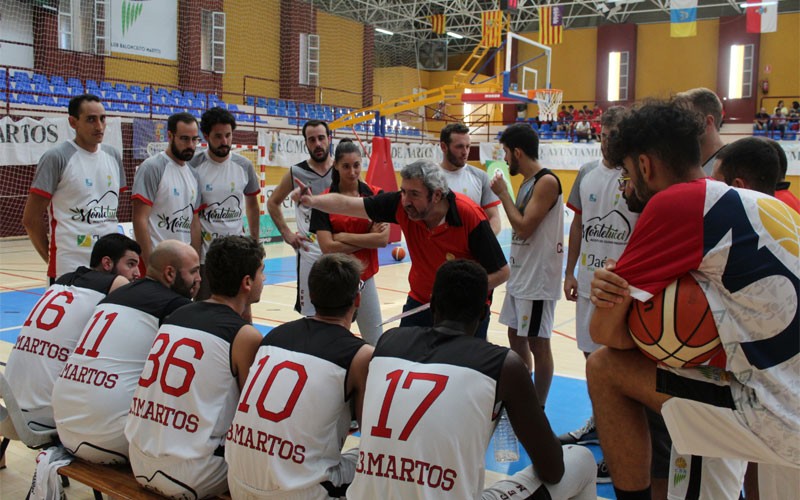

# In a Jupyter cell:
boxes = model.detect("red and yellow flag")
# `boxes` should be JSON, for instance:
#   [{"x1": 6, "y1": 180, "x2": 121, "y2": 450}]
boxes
[
  {"x1": 430, "y1": 14, "x2": 446, "y2": 35},
  {"x1": 481, "y1": 10, "x2": 504, "y2": 48},
  {"x1": 538, "y1": 6, "x2": 563, "y2": 45}
]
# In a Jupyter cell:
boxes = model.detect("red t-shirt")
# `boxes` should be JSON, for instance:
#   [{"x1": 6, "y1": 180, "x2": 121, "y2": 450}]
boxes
[
  {"x1": 364, "y1": 191, "x2": 506, "y2": 303},
  {"x1": 775, "y1": 186, "x2": 800, "y2": 214}
]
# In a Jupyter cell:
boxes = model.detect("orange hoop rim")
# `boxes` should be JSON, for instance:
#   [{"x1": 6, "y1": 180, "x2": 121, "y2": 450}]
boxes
[{"x1": 526, "y1": 88, "x2": 563, "y2": 99}]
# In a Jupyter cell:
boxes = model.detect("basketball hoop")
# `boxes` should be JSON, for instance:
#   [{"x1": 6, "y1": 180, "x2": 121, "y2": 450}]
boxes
[{"x1": 528, "y1": 89, "x2": 563, "y2": 122}]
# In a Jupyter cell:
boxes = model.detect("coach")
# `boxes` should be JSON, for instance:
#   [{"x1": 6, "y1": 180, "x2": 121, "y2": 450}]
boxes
[{"x1": 296, "y1": 159, "x2": 508, "y2": 330}]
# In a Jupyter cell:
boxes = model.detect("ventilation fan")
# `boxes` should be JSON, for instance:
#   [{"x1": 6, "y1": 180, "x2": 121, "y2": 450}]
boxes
[{"x1": 417, "y1": 40, "x2": 447, "y2": 71}]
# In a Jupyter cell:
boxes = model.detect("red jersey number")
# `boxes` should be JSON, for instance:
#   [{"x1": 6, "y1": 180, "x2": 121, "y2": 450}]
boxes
[
  {"x1": 371, "y1": 369, "x2": 449, "y2": 441},
  {"x1": 138, "y1": 333, "x2": 205, "y2": 397}
]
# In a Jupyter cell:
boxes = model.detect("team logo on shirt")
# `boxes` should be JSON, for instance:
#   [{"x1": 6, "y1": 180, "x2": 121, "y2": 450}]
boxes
[
  {"x1": 76, "y1": 234, "x2": 94, "y2": 247},
  {"x1": 84, "y1": 179, "x2": 93, "y2": 187},
  {"x1": 583, "y1": 210, "x2": 632, "y2": 246},
  {"x1": 157, "y1": 204, "x2": 194, "y2": 234},
  {"x1": 200, "y1": 195, "x2": 243, "y2": 223},
  {"x1": 69, "y1": 191, "x2": 119, "y2": 225},
  {"x1": 205, "y1": 184, "x2": 213, "y2": 191},
  {"x1": 589, "y1": 193, "x2": 597, "y2": 202},
  {"x1": 172, "y1": 187, "x2": 180, "y2": 197},
  {"x1": 672, "y1": 456, "x2": 688, "y2": 487}
]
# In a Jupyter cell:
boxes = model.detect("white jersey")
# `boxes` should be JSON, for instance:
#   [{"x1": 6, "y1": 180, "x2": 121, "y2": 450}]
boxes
[
  {"x1": 52, "y1": 279, "x2": 191, "y2": 462},
  {"x1": 30, "y1": 140, "x2": 125, "y2": 279},
  {"x1": 290, "y1": 161, "x2": 332, "y2": 260},
  {"x1": 5, "y1": 268, "x2": 116, "y2": 427},
  {"x1": 227, "y1": 318, "x2": 366, "y2": 497},
  {"x1": 615, "y1": 179, "x2": 800, "y2": 465},
  {"x1": 440, "y1": 165, "x2": 500, "y2": 210},
  {"x1": 132, "y1": 152, "x2": 201, "y2": 247},
  {"x1": 189, "y1": 151, "x2": 260, "y2": 263},
  {"x1": 349, "y1": 326, "x2": 509, "y2": 500},
  {"x1": 125, "y1": 301, "x2": 246, "y2": 465},
  {"x1": 506, "y1": 169, "x2": 564, "y2": 300},
  {"x1": 566, "y1": 160, "x2": 639, "y2": 298}
]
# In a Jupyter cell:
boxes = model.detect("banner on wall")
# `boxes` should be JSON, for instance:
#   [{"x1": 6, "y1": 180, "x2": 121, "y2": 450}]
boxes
[
  {"x1": 479, "y1": 142, "x2": 603, "y2": 171},
  {"x1": 110, "y1": 0, "x2": 178, "y2": 60},
  {"x1": 257, "y1": 132, "x2": 443, "y2": 170},
  {"x1": 0, "y1": 116, "x2": 123, "y2": 166}
]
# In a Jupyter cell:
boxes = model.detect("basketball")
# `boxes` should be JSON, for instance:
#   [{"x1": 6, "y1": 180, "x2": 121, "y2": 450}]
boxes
[
  {"x1": 627, "y1": 274, "x2": 723, "y2": 368},
  {"x1": 391, "y1": 247, "x2": 406, "y2": 261}
]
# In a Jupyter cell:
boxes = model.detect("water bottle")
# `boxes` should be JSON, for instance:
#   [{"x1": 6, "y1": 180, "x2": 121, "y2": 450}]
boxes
[{"x1": 493, "y1": 408, "x2": 519, "y2": 462}]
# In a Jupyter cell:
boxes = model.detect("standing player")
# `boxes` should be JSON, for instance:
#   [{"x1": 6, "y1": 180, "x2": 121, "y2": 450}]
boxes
[
  {"x1": 309, "y1": 139, "x2": 388, "y2": 345},
  {"x1": 125, "y1": 236, "x2": 264, "y2": 498},
  {"x1": 226, "y1": 254, "x2": 373, "y2": 499},
  {"x1": 560, "y1": 107, "x2": 637, "y2": 483},
  {"x1": 673, "y1": 88, "x2": 726, "y2": 176},
  {"x1": 347, "y1": 260, "x2": 596, "y2": 500},
  {"x1": 490, "y1": 123, "x2": 564, "y2": 407},
  {"x1": 22, "y1": 94, "x2": 126, "y2": 283},
  {"x1": 190, "y1": 107, "x2": 261, "y2": 300},
  {"x1": 132, "y1": 112, "x2": 202, "y2": 267},
  {"x1": 5, "y1": 233, "x2": 140, "y2": 429},
  {"x1": 438, "y1": 123, "x2": 502, "y2": 234},
  {"x1": 52, "y1": 240, "x2": 200, "y2": 464},
  {"x1": 296, "y1": 160, "x2": 508, "y2": 330},
  {"x1": 267, "y1": 120, "x2": 333, "y2": 316},
  {"x1": 588, "y1": 102, "x2": 799, "y2": 500}
]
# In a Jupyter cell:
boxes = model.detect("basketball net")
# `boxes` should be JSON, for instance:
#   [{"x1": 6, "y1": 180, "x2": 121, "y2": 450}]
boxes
[{"x1": 529, "y1": 89, "x2": 563, "y2": 122}]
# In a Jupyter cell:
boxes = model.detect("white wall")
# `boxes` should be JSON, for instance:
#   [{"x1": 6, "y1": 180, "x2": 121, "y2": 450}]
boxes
[{"x1": 0, "y1": 0, "x2": 34, "y2": 69}]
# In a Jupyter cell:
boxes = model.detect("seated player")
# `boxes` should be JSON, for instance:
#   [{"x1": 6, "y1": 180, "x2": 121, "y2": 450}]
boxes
[
  {"x1": 5, "y1": 233, "x2": 140, "y2": 429},
  {"x1": 348, "y1": 260, "x2": 596, "y2": 500},
  {"x1": 125, "y1": 236, "x2": 264, "y2": 499},
  {"x1": 52, "y1": 240, "x2": 200, "y2": 464},
  {"x1": 226, "y1": 254, "x2": 373, "y2": 499},
  {"x1": 588, "y1": 102, "x2": 799, "y2": 500}
]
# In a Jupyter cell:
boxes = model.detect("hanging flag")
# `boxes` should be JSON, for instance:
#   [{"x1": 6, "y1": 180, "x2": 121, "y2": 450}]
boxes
[
  {"x1": 481, "y1": 10, "x2": 504, "y2": 48},
  {"x1": 670, "y1": 0, "x2": 698, "y2": 38},
  {"x1": 746, "y1": 0, "x2": 778, "y2": 33},
  {"x1": 538, "y1": 6, "x2": 563, "y2": 45},
  {"x1": 430, "y1": 13, "x2": 446, "y2": 35}
]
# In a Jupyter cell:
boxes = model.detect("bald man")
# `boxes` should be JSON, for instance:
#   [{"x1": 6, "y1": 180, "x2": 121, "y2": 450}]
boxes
[{"x1": 52, "y1": 241, "x2": 201, "y2": 464}]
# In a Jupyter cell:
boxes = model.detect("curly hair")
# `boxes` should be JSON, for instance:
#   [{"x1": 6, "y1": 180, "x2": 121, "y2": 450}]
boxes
[
  {"x1": 200, "y1": 106, "x2": 236, "y2": 136},
  {"x1": 606, "y1": 101, "x2": 704, "y2": 178}
]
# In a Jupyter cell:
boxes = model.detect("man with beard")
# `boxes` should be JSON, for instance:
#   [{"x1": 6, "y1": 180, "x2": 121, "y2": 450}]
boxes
[
  {"x1": 490, "y1": 123, "x2": 563, "y2": 408},
  {"x1": 190, "y1": 107, "x2": 261, "y2": 300},
  {"x1": 132, "y1": 112, "x2": 202, "y2": 268},
  {"x1": 439, "y1": 123, "x2": 502, "y2": 234},
  {"x1": 23, "y1": 94, "x2": 127, "y2": 284},
  {"x1": 125, "y1": 236, "x2": 265, "y2": 499},
  {"x1": 588, "y1": 102, "x2": 799, "y2": 500},
  {"x1": 267, "y1": 120, "x2": 333, "y2": 316},
  {"x1": 52, "y1": 240, "x2": 200, "y2": 464},
  {"x1": 4, "y1": 233, "x2": 140, "y2": 431},
  {"x1": 296, "y1": 160, "x2": 508, "y2": 329}
]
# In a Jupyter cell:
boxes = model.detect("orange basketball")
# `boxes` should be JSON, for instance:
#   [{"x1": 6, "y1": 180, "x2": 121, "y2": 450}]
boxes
[
  {"x1": 391, "y1": 247, "x2": 406, "y2": 261},
  {"x1": 628, "y1": 274, "x2": 723, "y2": 368}
]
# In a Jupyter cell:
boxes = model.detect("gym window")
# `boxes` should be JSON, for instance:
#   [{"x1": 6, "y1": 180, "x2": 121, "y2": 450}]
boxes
[
  {"x1": 728, "y1": 44, "x2": 754, "y2": 99},
  {"x1": 201, "y1": 10, "x2": 226, "y2": 73},
  {"x1": 58, "y1": 0, "x2": 110, "y2": 55},
  {"x1": 608, "y1": 51, "x2": 629, "y2": 102}
]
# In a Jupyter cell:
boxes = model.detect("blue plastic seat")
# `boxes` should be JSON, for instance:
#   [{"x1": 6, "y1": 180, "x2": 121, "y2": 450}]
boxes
[
  {"x1": 51, "y1": 76, "x2": 67, "y2": 87},
  {"x1": 170, "y1": 89, "x2": 182, "y2": 98},
  {"x1": 13, "y1": 81, "x2": 33, "y2": 92},
  {"x1": 38, "y1": 95, "x2": 57, "y2": 106},
  {"x1": 0, "y1": 92, "x2": 6, "y2": 102},
  {"x1": 13, "y1": 93, "x2": 37, "y2": 105},
  {"x1": 67, "y1": 78, "x2": 82, "y2": 88},
  {"x1": 12, "y1": 71, "x2": 31, "y2": 83},
  {"x1": 227, "y1": 103, "x2": 240, "y2": 112},
  {"x1": 100, "y1": 81, "x2": 114, "y2": 92}
]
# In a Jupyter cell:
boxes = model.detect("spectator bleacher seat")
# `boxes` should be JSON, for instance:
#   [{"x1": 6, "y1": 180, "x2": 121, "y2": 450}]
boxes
[
  {"x1": 114, "y1": 83, "x2": 128, "y2": 93},
  {"x1": 0, "y1": 92, "x2": 6, "y2": 102},
  {"x1": 67, "y1": 77, "x2": 82, "y2": 88},
  {"x1": 38, "y1": 95, "x2": 57, "y2": 107}
]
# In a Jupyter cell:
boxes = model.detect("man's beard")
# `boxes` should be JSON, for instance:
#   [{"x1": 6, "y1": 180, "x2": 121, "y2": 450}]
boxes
[
  {"x1": 309, "y1": 146, "x2": 328, "y2": 163},
  {"x1": 171, "y1": 142, "x2": 195, "y2": 161},
  {"x1": 447, "y1": 148, "x2": 466, "y2": 168},
  {"x1": 171, "y1": 272, "x2": 195, "y2": 298},
  {"x1": 210, "y1": 144, "x2": 230, "y2": 158}
]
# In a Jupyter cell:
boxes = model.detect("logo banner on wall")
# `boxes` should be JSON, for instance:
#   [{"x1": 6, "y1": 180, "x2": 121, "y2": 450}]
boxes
[
  {"x1": 479, "y1": 142, "x2": 603, "y2": 171},
  {"x1": 257, "y1": 132, "x2": 442, "y2": 171},
  {"x1": 0, "y1": 116, "x2": 123, "y2": 166},
  {"x1": 132, "y1": 118, "x2": 168, "y2": 159},
  {"x1": 110, "y1": 0, "x2": 178, "y2": 60}
]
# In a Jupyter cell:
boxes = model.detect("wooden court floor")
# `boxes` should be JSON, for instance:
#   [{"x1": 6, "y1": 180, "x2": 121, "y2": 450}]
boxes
[{"x1": 0, "y1": 221, "x2": 611, "y2": 499}]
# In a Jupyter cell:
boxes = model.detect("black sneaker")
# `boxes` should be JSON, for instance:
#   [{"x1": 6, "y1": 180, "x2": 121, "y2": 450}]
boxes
[
  {"x1": 596, "y1": 458, "x2": 612, "y2": 483},
  {"x1": 557, "y1": 416, "x2": 599, "y2": 445}
]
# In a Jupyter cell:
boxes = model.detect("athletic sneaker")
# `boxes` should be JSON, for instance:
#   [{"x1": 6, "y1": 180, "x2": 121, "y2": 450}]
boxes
[
  {"x1": 557, "y1": 416, "x2": 599, "y2": 445},
  {"x1": 596, "y1": 458, "x2": 612, "y2": 483}
]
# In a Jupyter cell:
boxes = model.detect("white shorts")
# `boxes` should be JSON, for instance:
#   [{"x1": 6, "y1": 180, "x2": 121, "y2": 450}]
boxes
[
  {"x1": 498, "y1": 296, "x2": 556, "y2": 339},
  {"x1": 129, "y1": 444, "x2": 228, "y2": 499},
  {"x1": 575, "y1": 295, "x2": 602, "y2": 354},
  {"x1": 657, "y1": 368, "x2": 799, "y2": 468},
  {"x1": 228, "y1": 448, "x2": 358, "y2": 500},
  {"x1": 667, "y1": 449, "x2": 747, "y2": 500},
  {"x1": 482, "y1": 445, "x2": 596, "y2": 500},
  {"x1": 59, "y1": 429, "x2": 129, "y2": 464},
  {"x1": 297, "y1": 248, "x2": 321, "y2": 316}
]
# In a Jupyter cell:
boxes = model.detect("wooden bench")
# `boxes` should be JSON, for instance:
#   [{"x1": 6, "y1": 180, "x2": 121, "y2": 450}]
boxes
[{"x1": 57, "y1": 460, "x2": 231, "y2": 500}]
